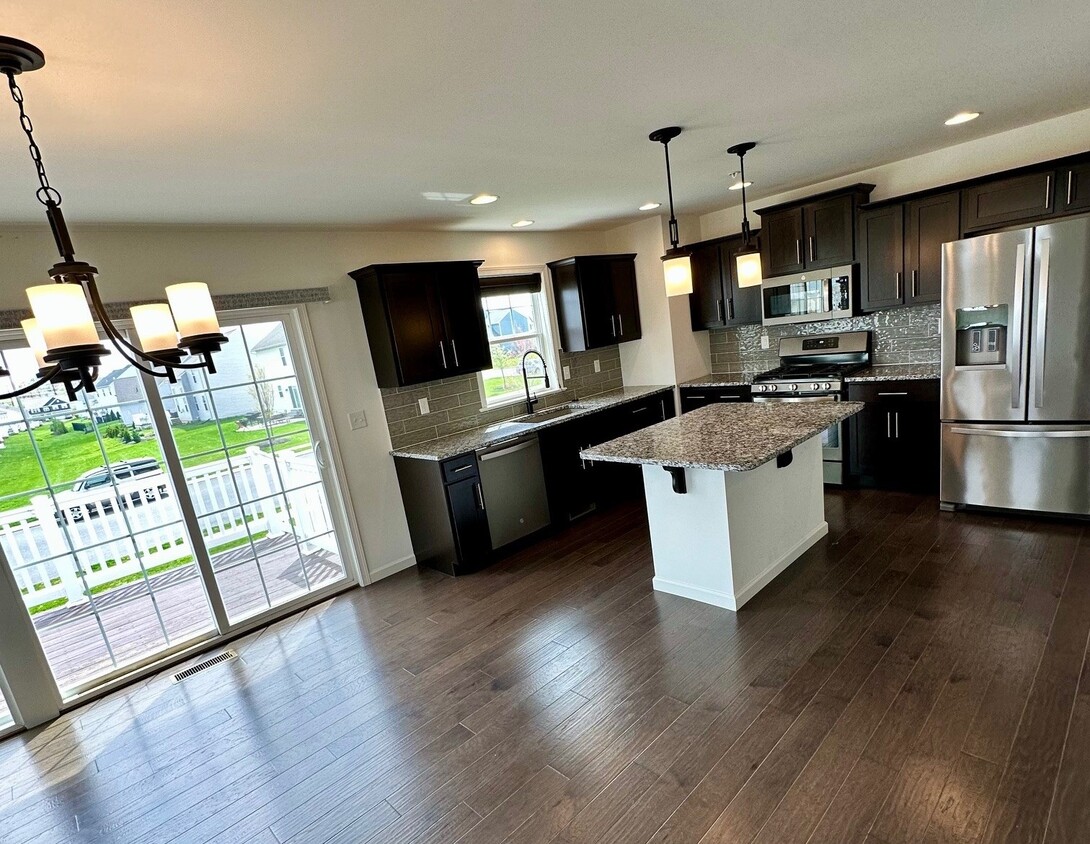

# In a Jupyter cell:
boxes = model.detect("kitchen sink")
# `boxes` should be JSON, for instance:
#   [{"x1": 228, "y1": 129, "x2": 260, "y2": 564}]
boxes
[{"x1": 511, "y1": 405, "x2": 576, "y2": 424}]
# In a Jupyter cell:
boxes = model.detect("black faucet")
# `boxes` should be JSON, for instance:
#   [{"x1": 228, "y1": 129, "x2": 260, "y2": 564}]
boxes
[{"x1": 521, "y1": 350, "x2": 551, "y2": 415}]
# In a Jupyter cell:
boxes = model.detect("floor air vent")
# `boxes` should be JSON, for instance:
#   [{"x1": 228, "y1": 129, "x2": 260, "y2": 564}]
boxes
[{"x1": 171, "y1": 650, "x2": 238, "y2": 683}]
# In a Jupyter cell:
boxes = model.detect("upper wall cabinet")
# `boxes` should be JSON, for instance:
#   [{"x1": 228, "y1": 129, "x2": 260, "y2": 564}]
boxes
[
  {"x1": 858, "y1": 191, "x2": 959, "y2": 311},
  {"x1": 548, "y1": 254, "x2": 641, "y2": 352},
  {"x1": 351, "y1": 260, "x2": 491, "y2": 388},
  {"x1": 960, "y1": 170, "x2": 1055, "y2": 232},
  {"x1": 1059, "y1": 162, "x2": 1090, "y2": 214},
  {"x1": 689, "y1": 233, "x2": 763, "y2": 330},
  {"x1": 755, "y1": 184, "x2": 874, "y2": 278}
]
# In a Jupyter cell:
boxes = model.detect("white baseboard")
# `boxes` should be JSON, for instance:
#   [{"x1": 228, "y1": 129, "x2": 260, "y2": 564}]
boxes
[
  {"x1": 652, "y1": 521, "x2": 828, "y2": 613},
  {"x1": 367, "y1": 554, "x2": 417, "y2": 583}
]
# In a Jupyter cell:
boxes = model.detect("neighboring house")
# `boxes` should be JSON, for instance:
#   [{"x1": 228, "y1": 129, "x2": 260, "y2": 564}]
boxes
[
  {"x1": 25, "y1": 396, "x2": 71, "y2": 417},
  {"x1": 487, "y1": 308, "x2": 530, "y2": 337},
  {"x1": 249, "y1": 324, "x2": 302, "y2": 415}
]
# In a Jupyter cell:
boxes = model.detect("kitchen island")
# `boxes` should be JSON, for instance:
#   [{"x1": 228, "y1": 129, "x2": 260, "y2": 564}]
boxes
[{"x1": 581, "y1": 401, "x2": 863, "y2": 610}]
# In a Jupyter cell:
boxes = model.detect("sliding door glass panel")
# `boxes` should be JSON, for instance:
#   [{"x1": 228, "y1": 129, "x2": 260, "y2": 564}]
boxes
[
  {"x1": 158, "y1": 321, "x2": 347, "y2": 623},
  {"x1": 0, "y1": 672, "x2": 13, "y2": 729},
  {"x1": 0, "y1": 344, "x2": 216, "y2": 694}
]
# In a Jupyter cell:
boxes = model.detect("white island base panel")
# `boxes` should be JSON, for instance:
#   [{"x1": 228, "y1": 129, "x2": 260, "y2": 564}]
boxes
[{"x1": 643, "y1": 436, "x2": 827, "y2": 611}]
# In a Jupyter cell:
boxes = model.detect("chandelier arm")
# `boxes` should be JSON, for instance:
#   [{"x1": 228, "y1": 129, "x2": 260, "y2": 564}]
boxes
[
  {"x1": 0, "y1": 363, "x2": 64, "y2": 400},
  {"x1": 84, "y1": 279, "x2": 209, "y2": 372}
]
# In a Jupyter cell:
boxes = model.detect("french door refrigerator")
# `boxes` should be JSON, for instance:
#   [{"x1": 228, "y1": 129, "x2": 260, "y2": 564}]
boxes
[{"x1": 940, "y1": 215, "x2": 1090, "y2": 516}]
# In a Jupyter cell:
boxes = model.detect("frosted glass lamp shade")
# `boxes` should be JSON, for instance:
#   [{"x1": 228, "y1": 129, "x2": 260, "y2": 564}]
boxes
[
  {"x1": 165, "y1": 283, "x2": 220, "y2": 338},
  {"x1": 21, "y1": 318, "x2": 49, "y2": 369},
  {"x1": 131, "y1": 304, "x2": 180, "y2": 353},
  {"x1": 662, "y1": 253, "x2": 693, "y2": 297},
  {"x1": 26, "y1": 284, "x2": 99, "y2": 351},
  {"x1": 735, "y1": 249, "x2": 764, "y2": 288}
]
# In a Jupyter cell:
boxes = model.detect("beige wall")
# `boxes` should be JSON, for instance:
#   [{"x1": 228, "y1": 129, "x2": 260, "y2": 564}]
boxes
[{"x1": 0, "y1": 224, "x2": 605, "y2": 578}]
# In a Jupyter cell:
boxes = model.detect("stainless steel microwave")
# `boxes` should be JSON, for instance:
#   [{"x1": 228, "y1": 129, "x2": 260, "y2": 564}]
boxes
[{"x1": 761, "y1": 264, "x2": 856, "y2": 326}]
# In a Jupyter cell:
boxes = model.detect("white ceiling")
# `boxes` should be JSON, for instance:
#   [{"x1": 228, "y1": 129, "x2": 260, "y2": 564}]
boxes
[{"x1": 2, "y1": 0, "x2": 1089, "y2": 230}]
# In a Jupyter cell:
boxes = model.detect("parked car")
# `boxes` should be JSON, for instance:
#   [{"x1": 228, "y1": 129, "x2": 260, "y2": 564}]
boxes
[
  {"x1": 58, "y1": 458, "x2": 169, "y2": 523},
  {"x1": 71, "y1": 457, "x2": 162, "y2": 492}
]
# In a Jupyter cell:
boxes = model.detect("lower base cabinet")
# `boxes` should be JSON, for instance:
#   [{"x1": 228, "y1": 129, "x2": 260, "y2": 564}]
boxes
[
  {"x1": 679, "y1": 385, "x2": 751, "y2": 413},
  {"x1": 847, "y1": 379, "x2": 939, "y2": 492}
]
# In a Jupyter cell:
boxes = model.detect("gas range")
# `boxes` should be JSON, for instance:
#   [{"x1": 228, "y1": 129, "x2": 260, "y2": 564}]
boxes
[{"x1": 751, "y1": 331, "x2": 872, "y2": 397}]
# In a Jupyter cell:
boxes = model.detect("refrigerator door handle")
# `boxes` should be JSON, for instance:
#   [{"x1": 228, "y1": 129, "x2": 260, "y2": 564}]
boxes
[
  {"x1": 1034, "y1": 238, "x2": 1051, "y2": 408},
  {"x1": 1010, "y1": 241, "x2": 1027, "y2": 409},
  {"x1": 948, "y1": 427, "x2": 1090, "y2": 439}
]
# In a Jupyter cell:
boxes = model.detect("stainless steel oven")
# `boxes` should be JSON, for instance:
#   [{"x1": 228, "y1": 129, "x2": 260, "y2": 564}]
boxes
[
  {"x1": 761, "y1": 264, "x2": 856, "y2": 326},
  {"x1": 752, "y1": 393, "x2": 846, "y2": 484}
]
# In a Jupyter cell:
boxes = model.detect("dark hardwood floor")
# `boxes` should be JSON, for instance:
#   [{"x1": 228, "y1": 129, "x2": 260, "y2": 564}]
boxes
[{"x1": 1, "y1": 488, "x2": 1089, "y2": 844}]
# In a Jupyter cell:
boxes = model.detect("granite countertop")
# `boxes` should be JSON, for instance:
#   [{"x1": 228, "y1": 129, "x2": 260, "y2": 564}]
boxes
[
  {"x1": 390, "y1": 385, "x2": 674, "y2": 461},
  {"x1": 679, "y1": 374, "x2": 754, "y2": 388},
  {"x1": 845, "y1": 363, "x2": 940, "y2": 382},
  {"x1": 580, "y1": 401, "x2": 864, "y2": 472}
]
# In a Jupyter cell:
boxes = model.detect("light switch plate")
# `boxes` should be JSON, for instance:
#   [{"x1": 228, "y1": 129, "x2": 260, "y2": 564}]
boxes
[
  {"x1": 348, "y1": 410, "x2": 368, "y2": 430},
  {"x1": 760, "y1": 333, "x2": 770, "y2": 350},
  {"x1": 562, "y1": 365, "x2": 571, "y2": 380},
  {"x1": 593, "y1": 359, "x2": 601, "y2": 373},
  {"x1": 418, "y1": 397, "x2": 430, "y2": 415}
]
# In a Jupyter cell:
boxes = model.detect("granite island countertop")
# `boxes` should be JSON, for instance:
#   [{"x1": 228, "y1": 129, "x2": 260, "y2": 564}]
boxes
[
  {"x1": 844, "y1": 363, "x2": 940, "y2": 382},
  {"x1": 390, "y1": 385, "x2": 674, "y2": 461},
  {"x1": 580, "y1": 401, "x2": 864, "y2": 472}
]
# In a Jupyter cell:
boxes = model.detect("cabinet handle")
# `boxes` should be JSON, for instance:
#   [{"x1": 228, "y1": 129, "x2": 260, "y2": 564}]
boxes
[
  {"x1": 687, "y1": 394, "x2": 706, "y2": 399},
  {"x1": 450, "y1": 339, "x2": 459, "y2": 367},
  {"x1": 795, "y1": 239, "x2": 802, "y2": 265},
  {"x1": 886, "y1": 411, "x2": 892, "y2": 438},
  {"x1": 716, "y1": 299, "x2": 723, "y2": 322},
  {"x1": 610, "y1": 315, "x2": 616, "y2": 338},
  {"x1": 618, "y1": 314, "x2": 624, "y2": 336},
  {"x1": 895, "y1": 271, "x2": 902, "y2": 299},
  {"x1": 452, "y1": 464, "x2": 472, "y2": 473},
  {"x1": 727, "y1": 298, "x2": 735, "y2": 320},
  {"x1": 1068, "y1": 170, "x2": 1075, "y2": 206},
  {"x1": 1045, "y1": 174, "x2": 1052, "y2": 208},
  {"x1": 808, "y1": 236, "x2": 815, "y2": 262},
  {"x1": 877, "y1": 391, "x2": 908, "y2": 396},
  {"x1": 894, "y1": 412, "x2": 900, "y2": 439},
  {"x1": 474, "y1": 482, "x2": 485, "y2": 511},
  {"x1": 439, "y1": 341, "x2": 448, "y2": 369},
  {"x1": 911, "y1": 269, "x2": 918, "y2": 298}
]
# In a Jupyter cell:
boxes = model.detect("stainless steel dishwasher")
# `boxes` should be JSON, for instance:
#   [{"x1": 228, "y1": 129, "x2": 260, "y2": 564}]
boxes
[{"x1": 476, "y1": 434, "x2": 551, "y2": 549}]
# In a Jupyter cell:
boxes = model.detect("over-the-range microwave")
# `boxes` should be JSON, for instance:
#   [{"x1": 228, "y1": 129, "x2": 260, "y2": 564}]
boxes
[{"x1": 761, "y1": 264, "x2": 856, "y2": 326}]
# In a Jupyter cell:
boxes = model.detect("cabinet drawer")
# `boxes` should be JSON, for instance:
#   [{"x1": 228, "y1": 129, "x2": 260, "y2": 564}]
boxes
[
  {"x1": 679, "y1": 386, "x2": 751, "y2": 413},
  {"x1": 441, "y1": 453, "x2": 478, "y2": 483},
  {"x1": 847, "y1": 379, "x2": 938, "y2": 404}
]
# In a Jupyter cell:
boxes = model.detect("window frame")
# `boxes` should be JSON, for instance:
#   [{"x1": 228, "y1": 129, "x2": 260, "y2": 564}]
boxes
[{"x1": 476, "y1": 265, "x2": 565, "y2": 411}]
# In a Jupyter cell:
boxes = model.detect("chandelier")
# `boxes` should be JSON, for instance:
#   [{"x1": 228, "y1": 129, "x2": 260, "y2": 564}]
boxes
[{"x1": 0, "y1": 35, "x2": 226, "y2": 402}]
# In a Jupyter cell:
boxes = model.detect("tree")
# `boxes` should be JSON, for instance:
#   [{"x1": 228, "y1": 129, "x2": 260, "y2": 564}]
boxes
[
  {"x1": 248, "y1": 366, "x2": 278, "y2": 420},
  {"x1": 49, "y1": 419, "x2": 68, "y2": 436}
]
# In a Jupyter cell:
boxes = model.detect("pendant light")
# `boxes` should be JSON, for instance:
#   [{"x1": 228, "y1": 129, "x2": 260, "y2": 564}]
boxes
[
  {"x1": 727, "y1": 142, "x2": 763, "y2": 289},
  {"x1": 0, "y1": 35, "x2": 227, "y2": 402},
  {"x1": 649, "y1": 127, "x2": 693, "y2": 297}
]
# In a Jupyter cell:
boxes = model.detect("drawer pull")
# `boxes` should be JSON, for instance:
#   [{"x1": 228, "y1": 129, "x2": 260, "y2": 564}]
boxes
[{"x1": 877, "y1": 391, "x2": 908, "y2": 397}]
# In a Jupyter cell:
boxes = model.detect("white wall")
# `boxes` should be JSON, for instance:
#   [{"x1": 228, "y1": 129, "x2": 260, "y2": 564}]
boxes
[
  {"x1": 700, "y1": 106, "x2": 1090, "y2": 241},
  {"x1": 0, "y1": 224, "x2": 604, "y2": 577}
]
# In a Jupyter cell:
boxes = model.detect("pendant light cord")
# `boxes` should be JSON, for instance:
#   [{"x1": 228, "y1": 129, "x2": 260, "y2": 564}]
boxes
[
  {"x1": 738, "y1": 151, "x2": 752, "y2": 246},
  {"x1": 662, "y1": 141, "x2": 681, "y2": 250}
]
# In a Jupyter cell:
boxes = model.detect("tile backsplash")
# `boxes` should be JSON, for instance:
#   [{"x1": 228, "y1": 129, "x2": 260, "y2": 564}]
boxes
[
  {"x1": 709, "y1": 304, "x2": 941, "y2": 376},
  {"x1": 381, "y1": 346, "x2": 623, "y2": 449}
]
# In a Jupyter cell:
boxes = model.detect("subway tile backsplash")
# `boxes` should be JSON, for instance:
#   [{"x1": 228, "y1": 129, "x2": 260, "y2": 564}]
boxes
[
  {"x1": 709, "y1": 304, "x2": 941, "y2": 376},
  {"x1": 381, "y1": 346, "x2": 623, "y2": 450}
]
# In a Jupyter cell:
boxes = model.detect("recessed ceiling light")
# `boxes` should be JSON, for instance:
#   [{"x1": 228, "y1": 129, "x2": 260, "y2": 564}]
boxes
[
  {"x1": 728, "y1": 180, "x2": 753, "y2": 191},
  {"x1": 639, "y1": 202, "x2": 661, "y2": 211},
  {"x1": 469, "y1": 193, "x2": 499, "y2": 205},
  {"x1": 512, "y1": 219, "x2": 534, "y2": 228},
  {"x1": 945, "y1": 111, "x2": 980, "y2": 126},
  {"x1": 422, "y1": 191, "x2": 472, "y2": 202}
]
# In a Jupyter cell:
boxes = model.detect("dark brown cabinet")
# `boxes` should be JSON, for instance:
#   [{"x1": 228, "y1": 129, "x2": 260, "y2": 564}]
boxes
[
  {"x1": 961, "y1": 170, "x2": 1055, "y2": 232},
  {"x1": 688, "y1": 234, "x2": 763, "y2": 330},
  {"x1": 1059, "y1": 162, "x2": 1090, "y2": 214},
  {"x1": 351, "y1": 260, "x2": 490, "y2": 388},
  {"x1": 757, "y1": 185, "x2": 874, "y2": 278},
  {"x1": 548, "y1": 254, "x2": 641, "y2": 352},
  {"x1": 679, "y1": 385, "x2": 751, "y2": 413},
  {"x1": 859, "y1": 192, "x2": 959, "y2": 311},
  {"x1": 847, "y1": 379, "x2": 939, "y2": 492}
]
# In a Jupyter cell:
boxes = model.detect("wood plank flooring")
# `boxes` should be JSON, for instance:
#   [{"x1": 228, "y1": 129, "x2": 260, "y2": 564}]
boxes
[{"x1": 1, "y1": 488, "x2": 1089, "y2": 843}]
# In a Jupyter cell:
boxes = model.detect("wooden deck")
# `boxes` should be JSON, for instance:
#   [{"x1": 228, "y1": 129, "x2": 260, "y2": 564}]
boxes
[
  {"x1": 2, "y1": 488, "x2": 1089, "y2": 843},
  {"x1": 30, "y1": 535, "x2": 346, "y2": 691}
]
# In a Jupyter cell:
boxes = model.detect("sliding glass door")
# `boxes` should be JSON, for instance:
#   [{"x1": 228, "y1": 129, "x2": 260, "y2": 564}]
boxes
[{"x1": 0, "y1": 308, "x2": 354, "y2": 702}]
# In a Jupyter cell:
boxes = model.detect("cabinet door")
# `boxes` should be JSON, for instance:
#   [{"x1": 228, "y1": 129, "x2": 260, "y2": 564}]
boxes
[
  {"x1": 804, "y1": 195, "x2": 856, "y2": 267},
  {"x1": 961, "y1": 171, "x2": 1054, "y2": 232},
  {"x1": 381, "y1": 268, "x2": 447, "y2": 385},
  {"x1": 1059, "y1": 163, "x2": 1090, "y2": 214},
  {"x1": 905, "y1": 192, "x2": 960, "y2": 306},
  {"x1": 609, "y1": 258, "x2": 642, "y2": 342},
  {"x1": 446, "y1": 476, "x2": 491, "y2": 570},
  {"x1": 577, "y1": 262, "x2": 619, "y2": 349},
  {"x1": 722, "y1": 237, "x2": 764, "y2": 325},
  {"x1": 858, "y1": 205, "x2": 905, "y2": 312},
  {"x1": 437, "y1": 265, "x2": 491, "y2": 375},
  {"x1": 689, "y1": 241, "x2": 726, "y2": 330},
  {"x1": 761, "y1": 209, "x2": 805, "y2": 276}
]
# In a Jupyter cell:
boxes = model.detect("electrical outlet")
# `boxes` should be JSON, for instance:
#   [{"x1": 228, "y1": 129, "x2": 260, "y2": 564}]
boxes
[
  {"x1": 760, "y1": 333, "x2": 770, "y2": 350},
  {"x1": 593, "y1": 359, "x2": 601, "y2": 373},
  {"x1": 348, "y1": 410, "x2": 368, "y2": 430},
  {"x1": 418, "y1": 397, "x2": 430, "y2": 415},
  {"x1": 562, "y1": 365, "x2": 571, "y2": 380}
]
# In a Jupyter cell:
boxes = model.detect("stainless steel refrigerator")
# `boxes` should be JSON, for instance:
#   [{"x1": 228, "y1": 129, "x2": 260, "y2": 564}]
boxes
[{"x1": 941, "y1": 215, "x2": 1090, "y2": 516}]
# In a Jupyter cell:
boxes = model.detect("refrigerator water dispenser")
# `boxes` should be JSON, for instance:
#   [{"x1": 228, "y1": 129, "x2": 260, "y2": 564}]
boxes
[{"x1": 954, "y1": 304, "x2": 1008, "y2": 366}]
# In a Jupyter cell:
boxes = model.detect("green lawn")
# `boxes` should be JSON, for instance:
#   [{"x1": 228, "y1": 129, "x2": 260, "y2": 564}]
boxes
[{"x1": 0, "y1": 416, "x2": 310, "y2": 512}]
